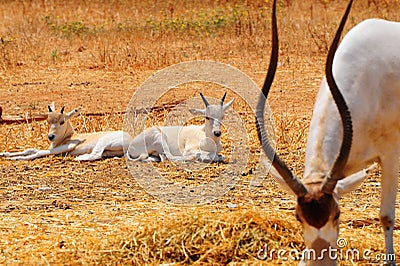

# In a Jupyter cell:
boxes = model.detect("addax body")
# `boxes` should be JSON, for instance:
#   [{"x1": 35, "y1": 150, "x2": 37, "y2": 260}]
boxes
[
  {"x1": 127, "y1": 93, "x2": 234, "y2": 162},
  {"x1": 303, "y1": 18, "x2": 400, "y2": 264}
]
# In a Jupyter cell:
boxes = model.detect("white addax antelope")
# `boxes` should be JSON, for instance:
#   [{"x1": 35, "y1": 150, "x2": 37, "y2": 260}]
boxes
[
  {"x1": 127, "y1": 93, "x2": 234, "y2": 162},
  {"x1": 0, "y1": 103, "x2": 132, "y2": 161},
  {"x1": 258, "y1": 0, "x2": 398, "y2": 265}
]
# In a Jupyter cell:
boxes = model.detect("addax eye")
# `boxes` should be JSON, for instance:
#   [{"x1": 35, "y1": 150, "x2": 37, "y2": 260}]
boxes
[
  {"x1": 333, "y1": 212, "x2": 340, "y2": 221},
  {"x1": 60, "y1": 121, "x2": 65, "y2": 125},
  {"x1": 295, "y1": 212, "x2": 302, "y2": 222}
]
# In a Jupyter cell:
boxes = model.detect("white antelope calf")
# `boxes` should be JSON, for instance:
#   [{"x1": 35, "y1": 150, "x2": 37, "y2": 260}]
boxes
[
  {"x1": 0, "y1": 103, "x2": 132, "y2": 161},
  {"x1": 257, "y1": 0, "x2": 398, "y2": 265},
  {"x1": 127, "y1": 93, "x2": 234, "y2": 162}
]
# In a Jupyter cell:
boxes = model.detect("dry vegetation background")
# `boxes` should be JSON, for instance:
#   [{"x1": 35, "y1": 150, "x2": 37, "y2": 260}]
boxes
[{"x1": 0, "y1": 0, "x2": 400, "y2": 265}]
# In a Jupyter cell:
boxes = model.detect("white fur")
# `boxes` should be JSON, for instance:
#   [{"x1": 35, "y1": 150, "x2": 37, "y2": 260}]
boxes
[
  {"x1": 306, "y1": 21, "x2": 399, "y2": 262},
  {"x1": 269, "y1": 19, "x2": 400, "y2": 265}
]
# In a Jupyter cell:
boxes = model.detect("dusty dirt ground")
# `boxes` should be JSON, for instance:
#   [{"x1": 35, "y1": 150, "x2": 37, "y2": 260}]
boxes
[{"x1": 0, "y1": 0, "x2": 400, "y2": 265}]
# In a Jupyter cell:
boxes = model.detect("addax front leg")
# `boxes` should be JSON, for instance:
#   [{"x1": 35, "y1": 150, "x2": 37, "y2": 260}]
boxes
[
  {"x1": 5, "y1": 143, "x2": 77, "y2": 160},
  {"x1": 0, "y1": 148, "x2": 38, "y2": 157},
  {"x1": 76, "y1": 131, "x2": 131, "y2": 161},
  {"x1": 195, "y1": 152, "x2": 225, "y2": 163},
  {"x1": 7, "y1": 150, "x2": 51, "y2": 160},
  {"x1": 214, "y1": 154, "x2": 225, "y2": 162},
  {"x1": 379, "y1": 155, "x2": 399, "y2": 266}
]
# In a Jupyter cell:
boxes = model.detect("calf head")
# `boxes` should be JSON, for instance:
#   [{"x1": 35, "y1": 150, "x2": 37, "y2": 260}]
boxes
[
  {"x1": 47, "y1": 102, "x2": 81, "y2": 148},
  {"x1": 190, "y1": 93, "x2": 234, "y2": 139}
]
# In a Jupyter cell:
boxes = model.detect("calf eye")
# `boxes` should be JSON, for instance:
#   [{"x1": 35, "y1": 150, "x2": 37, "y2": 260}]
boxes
[
  {"x1": 60, "y1": 121, "x2": 65, "y2": 125},
  {"x1": 205, "y1": 117, "x2": 210, "y2": 120}
]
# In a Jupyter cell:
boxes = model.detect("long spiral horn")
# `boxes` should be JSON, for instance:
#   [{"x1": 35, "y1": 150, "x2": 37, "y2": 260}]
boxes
[
  {"x1": 256, "y1": 0, "x2": 308, "y2": 197},
  {"x1": 321, "y1": 0, "x2": 354, "y2": 194}
]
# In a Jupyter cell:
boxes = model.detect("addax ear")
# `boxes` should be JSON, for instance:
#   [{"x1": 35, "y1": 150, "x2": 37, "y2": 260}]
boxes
[
  {"x1": 223, "y1": 98, "x2": 234, "y2": 111},
  {"x1": 48, "y1": 102, "x2": 56, "y2": 113},
  {"x1": 262, "y1": 158, "x2": 297, "y2": 196},
  {"x1": 335, "y1": 163, "x2": 377, "y2": 197},
  {"x1": 189, "y1": 108, "x2": 206, "y2": 116},
  {"x1": 66, "y1": 107, "x2": 82, "y2": 119}
]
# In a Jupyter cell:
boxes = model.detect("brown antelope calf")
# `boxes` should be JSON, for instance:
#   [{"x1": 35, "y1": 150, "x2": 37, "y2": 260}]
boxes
[
  {"x1": 258, "y1": 0, "x2": 398, "y2": 265},
  {"x1": 0, "y1": 103, "x2": 132, "y2": 161}
]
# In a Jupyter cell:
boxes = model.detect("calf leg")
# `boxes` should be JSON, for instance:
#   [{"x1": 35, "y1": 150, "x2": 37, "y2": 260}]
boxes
[
  {"x1": 76, "y1": 131, "x2": 132, "y2": 161},
  {"x1": 0, "y1": 148, "x2": 38, "y2": 157},
  {"x1": 127, "y1": 127, "x2": 164, "y2": 161},
  {"x1": 7, "y1": 150, "x2": 50, "y2": 160},
  {"x1": 194, "y1": 151, "x2": 225, "y2": 163},
  {"x1": 5, "y1": 143, "x2": 76, "y2": 160}
]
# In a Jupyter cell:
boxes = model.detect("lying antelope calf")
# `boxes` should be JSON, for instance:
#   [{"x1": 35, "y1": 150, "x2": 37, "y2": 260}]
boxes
[
  {"x1": 0, "y1": 103, "x2": 132, "y2": 161},
  {"x1": 127, "y1": 93, "x2": 234, "y2": 162}
]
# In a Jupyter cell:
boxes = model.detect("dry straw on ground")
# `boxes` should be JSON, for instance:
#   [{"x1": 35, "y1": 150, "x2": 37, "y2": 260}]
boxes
[{"x1": 1, "y1": 0, "x2": 400, "y2": 265}]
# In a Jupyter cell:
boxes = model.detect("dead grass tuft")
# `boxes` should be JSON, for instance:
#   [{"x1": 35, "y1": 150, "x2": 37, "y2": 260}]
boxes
[{"x1": 103, "y1": 210, "x2": 303, "y2": 265}]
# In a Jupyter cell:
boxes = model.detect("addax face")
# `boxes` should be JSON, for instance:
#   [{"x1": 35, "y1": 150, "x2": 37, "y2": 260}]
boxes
[
  {"x1": 295, "y1": 187, "x2": 341, "y2": 264},
  {"x1": 190, "y1": 92, "x2": 234, "y2": 138},
  {"x1": 46, "y1": 103, "x2": 80, "y2": 146},
  {"x1": 204, "y1": 105, "x2": 225, "y2": 138},
  {"x1": 47, "y1": 112, "x2": 68, "y2": 143}
]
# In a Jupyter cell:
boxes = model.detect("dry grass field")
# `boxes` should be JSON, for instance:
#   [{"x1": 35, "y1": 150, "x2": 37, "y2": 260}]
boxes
[{"x1": 1, "y1": 0, "x2": 400, "y2": 265}]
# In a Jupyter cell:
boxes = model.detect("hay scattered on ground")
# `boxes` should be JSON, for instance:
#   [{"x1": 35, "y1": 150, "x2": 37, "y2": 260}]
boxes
[{"x1": 1, "y1": 0, "x2": 400, "y2": 265}]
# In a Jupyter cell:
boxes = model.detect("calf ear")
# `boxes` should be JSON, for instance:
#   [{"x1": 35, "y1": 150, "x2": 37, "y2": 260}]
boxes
[
  {"x1": 222, "y1": 98, "x2": 234, "y2": 111},
  {"x1": 189, "y1": 108, "x2": 206, "y2": 116},
  {"x1": 48, "y1": 102, "x2": 56, "y2": 112},
  {"x1": 66, "y1": 107, "x2": 82, "y2": 119}
]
